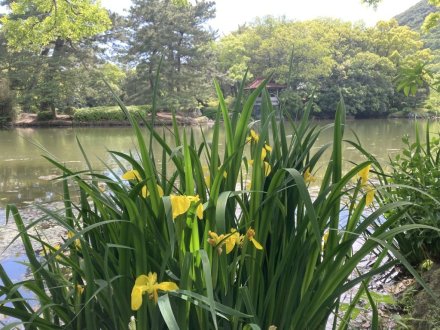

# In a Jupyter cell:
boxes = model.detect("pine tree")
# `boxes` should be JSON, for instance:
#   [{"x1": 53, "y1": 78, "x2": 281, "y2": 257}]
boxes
[{"x1": 126, "y1": 0, "x2": 216, "y2": 110}]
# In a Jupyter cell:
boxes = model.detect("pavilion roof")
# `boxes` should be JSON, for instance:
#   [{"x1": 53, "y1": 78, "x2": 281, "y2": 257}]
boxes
[{"x1": 245, "y1": 78, "x2": 286, "y2": 90}]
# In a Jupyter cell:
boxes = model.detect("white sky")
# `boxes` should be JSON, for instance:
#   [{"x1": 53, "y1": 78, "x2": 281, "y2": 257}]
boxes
[{"x1": 101, "y1": 0, "x2": 420, "y2": 35}]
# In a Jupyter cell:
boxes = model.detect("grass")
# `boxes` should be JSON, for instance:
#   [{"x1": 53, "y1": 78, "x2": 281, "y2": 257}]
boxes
[{"x1": 0, "y1": 78, "x2": 438, "y2": 329}]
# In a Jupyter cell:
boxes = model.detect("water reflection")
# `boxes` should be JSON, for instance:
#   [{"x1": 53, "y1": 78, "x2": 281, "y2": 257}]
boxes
[{"x1": 0, "y1": 120, "x2": 439, "y2": 208}]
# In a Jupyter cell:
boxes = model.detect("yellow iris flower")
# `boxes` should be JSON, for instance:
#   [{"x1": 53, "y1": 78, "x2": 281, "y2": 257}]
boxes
[
  {"x1": 365, "y1": 186, "x2": 375, "y2": 206},
  {"x1": 261, "y1": 143, "x2": 272, "y2": 160},
  {"x1": 245, "y1": 228, "x2": 263, "y2": 250},
  {"x1": 170, "y1": 195, "x2": 203, "y2": 220},
  {"x1": 207, "y1": 231, "x2": 225, "y2": 255},
  {"x1": 248, "y1": 160, "x2": 271, "y2": 177},
  {"x1": 208, "y1": 229, "x2": 240, "y2": 255},
  {"x1": 141, "y1": 185, "x2": 164, "y2": 198},
  {"x1": 303, "y1": 168, "x2": 316, "y2": 184},
  {"x1": 67, "y1": 231, "x2": 81, "y2": 249},
  {"x1": 76, "y1": 284, "x2": 85, "y2": 295},
  {"x1": 202, "y1": 165, "x2": 211, "y2": 188},
  {"x1": 131, "y1": 272, "x2": 178, "y2": 310},
  {"x1": 263, "y1": 161, "x2": 271, "y2": 176},
  {"x1": 357, "y1": 164, "x2": 371, "y2": 186},
  {"x1": 122, "y1": 170, "x2": 141, "y2": 181},
  {"x1": 247, "y1": 129, "x2": 260, "y2": 143},
  {"x1": 226, "y1": 229, "x2": 240, "y2": 253},
  {"x1": 202, "y1": 166, "x2": 227, "y2": 189},
  {"x1": 122, "y1": 170, "x2": 164, "y2": 198},
  {"x1": 40, "y1": 243, "x2": 62, "y2": 260}
]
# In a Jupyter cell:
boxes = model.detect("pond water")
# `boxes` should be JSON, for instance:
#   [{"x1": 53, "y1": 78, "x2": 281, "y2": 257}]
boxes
[
  {"x1": 0, "y1": 118, "x2": 439, "y2": 322},
  {"x1": 1, "y1": 119, "x2": 439, "y2": 209}
]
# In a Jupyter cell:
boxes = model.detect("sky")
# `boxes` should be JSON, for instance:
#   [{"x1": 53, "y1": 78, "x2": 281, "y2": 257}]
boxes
[{"x1": 101, "y1": 0, "x2": 421, "y2": 35}]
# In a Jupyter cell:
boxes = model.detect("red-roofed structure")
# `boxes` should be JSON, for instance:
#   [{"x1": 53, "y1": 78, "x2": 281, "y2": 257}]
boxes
[
  {"x1": 245, "y1": 78, "x2": 286, "y2": 118},
  {"x1": 245, "y1": 78, "x2": 286, "y2": 91}
]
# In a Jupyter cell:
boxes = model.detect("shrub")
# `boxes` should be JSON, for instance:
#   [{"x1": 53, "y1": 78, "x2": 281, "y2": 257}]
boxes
[
  {"x1": 201, "y1": 106, "x2": 217, "y2": 119},
  {"x1": 64, "y1": 106, "x2": 76, "y2": 116},
  {"x1": 279, "y1": 89, "x2": 304, "y2": 116},
  {"x1": 385, "y1": 125, "x2": 440, "y2": 265},
  {"x1": 0, "y1": 78, "x2": 15, "y2": 126},
  {"x1": 73, "y1": 105, "x2": 151, "y2": 122},
  {"x1": 37, "y1": 111, "x2": 55, "y2": 121}
]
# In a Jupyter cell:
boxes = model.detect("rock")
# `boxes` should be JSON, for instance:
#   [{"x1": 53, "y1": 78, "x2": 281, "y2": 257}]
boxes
[
  {"x1": 410, "y1": 263, "x2": 440, "y2": 329},
  {"x1": 38, "y1": 174, "x2": 59, "y2": 181}
]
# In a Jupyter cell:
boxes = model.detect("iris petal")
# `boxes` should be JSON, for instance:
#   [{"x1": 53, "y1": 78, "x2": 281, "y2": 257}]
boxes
[
  {"x1": 122, "y1": 170, "x2": 141, "y2": 181},
  {"x1": 170, "y1": 196, "x2": 191, "y2": 219},
  {"x1": 264, "y1": 161, "x2": 271, "y2": 176},
  {"x1": 155, "y1": 282, "x2": 179, "y2": 292},
  {"x1": 131, "y1": 286, "x2": 143, "y2": 311},
  {"x1": 358, "y1": 164, "x2": 371, "y2": 186},
  {"x1": 251, "y1": 238, "x2": 263, "y2": 250},
  {"x1": 366, "y1": 188, "x2": 375, "y2": 206}
]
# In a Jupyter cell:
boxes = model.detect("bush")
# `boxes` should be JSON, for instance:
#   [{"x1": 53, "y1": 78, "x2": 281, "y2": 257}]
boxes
[
  {"x1": 64, "y1": 106, "x2": 76, "y2": 116},
  {"x1": 201, "y1": 106, "x2": 217, "y2": 119},
  {"x1": 0, "y1": 78, "x2": 15, "y2": 126},
  {"x1": 385, "y1": 126, "x2": 440, "y2": 265},
  {"x1": 279, "y1": 89, "x2": 304, "y2": 116},
  {"x1": 37, "y1": 111, "x2": 55, "y2": 121},
  {"x1": 73, "y1": 105, "x2": 151, "y2": 122}
]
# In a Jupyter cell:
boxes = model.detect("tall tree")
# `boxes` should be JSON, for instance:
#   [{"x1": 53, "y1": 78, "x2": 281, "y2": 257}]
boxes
[
  {"x1": 215, "y1": 17, "x2": 430, "y2": 118},
  {"x1": 0, "y1": 0, "x2": 112, "y2": 115},
  {"x1": 0, "y1": 0, "x2": 111, "y2": 51},
  {"x1": 125, "y1": 0, "x2": 216, "y2": 110}
]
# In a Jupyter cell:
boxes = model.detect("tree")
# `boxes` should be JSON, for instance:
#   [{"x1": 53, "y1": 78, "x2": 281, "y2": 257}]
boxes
[
  {"x1": 0, "y1": 0, "x2": 111, "y2": 51},
  {"x1": 215, "y1": 17, "x2": 337, "y2": 112},
  {"x1": 125, "y1": 0, "x2": 216, "y2": 110},
  {"x1": 317, "y1": 19, "x2": 430, "y2": 117},
  {"x1": 213, "y1": 33, "x2": 253, "y2": 96},
  {"x1": 422, "y1": 0, "x2": 440, "y2": 31},
  {"x1": 341, "y1": 52, "x2": 396, "y2": 117},
  {"x1": 0, "y1": 0, "x2": 112, "y2": 115},
  {"x1": 215, "y1": 17, "x2": 430, "y2": 118},
  {"x1": 0, "y1": 78, "x2": 15, "y2": 126}
]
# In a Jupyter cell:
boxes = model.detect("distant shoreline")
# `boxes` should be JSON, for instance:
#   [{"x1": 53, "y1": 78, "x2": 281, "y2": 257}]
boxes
[{"x1": 12, "y1": 113, "x2": 213, "y2": 128}]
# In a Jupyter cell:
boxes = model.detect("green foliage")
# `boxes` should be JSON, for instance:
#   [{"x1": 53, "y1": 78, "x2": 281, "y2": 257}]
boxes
[
  {"x1": 278, "y1": 89, "x2": 305, "y2": 116},
  {"x1": 125, "y1": 0, "x2": 216, "y2": 108},
  {"x1": 36, "y1": 110, "x2": 55, "y2": 121},
  {"x1": 73, "y1": 105, "x2": 151, "y2": 122},
  {"x1": 216, "y1": 18, "x2": 430, "y2": 118},
  {"x1": 383, "y1": 126, "x2": 440, "y2": 265},
  {"x1": 0, "y1": 0, "x2": 111, "y2": 52},
  {"x1": 201, "y1": 96, "x2": 235, "y2": 119},
  {"x1": 81, "y1": 64, "x2": 127, "y2": 107},
  {"x1": 384, "y1": 0, "x2": 440, "y2": 33},
  {"x1": 0, "y1": 1, "x2": 120, "y2": 115},
  {"x1": 396, "y1": 62, "x2": 432, "y2": 97},
  {"x1": 394, "y1": 1, "x2": 440, "y2": 104},
  {"x1": 0, "y1": 78, "x2": 15, "y2": 126},
  {"x1": 0, "y1": 82, "x2": 432, "y2": 328},
  {"x1": 0, "y1": 1, "x2": 434, "y2": 118},
  {"x1": 200, "y1": 106, "x2": 218, "y2": 119},
  {"x1": 339, "y1": 52, "x2": 395, "y2": 117}
]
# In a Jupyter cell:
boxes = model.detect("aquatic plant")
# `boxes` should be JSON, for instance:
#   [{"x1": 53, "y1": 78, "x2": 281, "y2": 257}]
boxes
[{"x1": 0, "y1": 78, "x2": 434, "y2": 329}]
